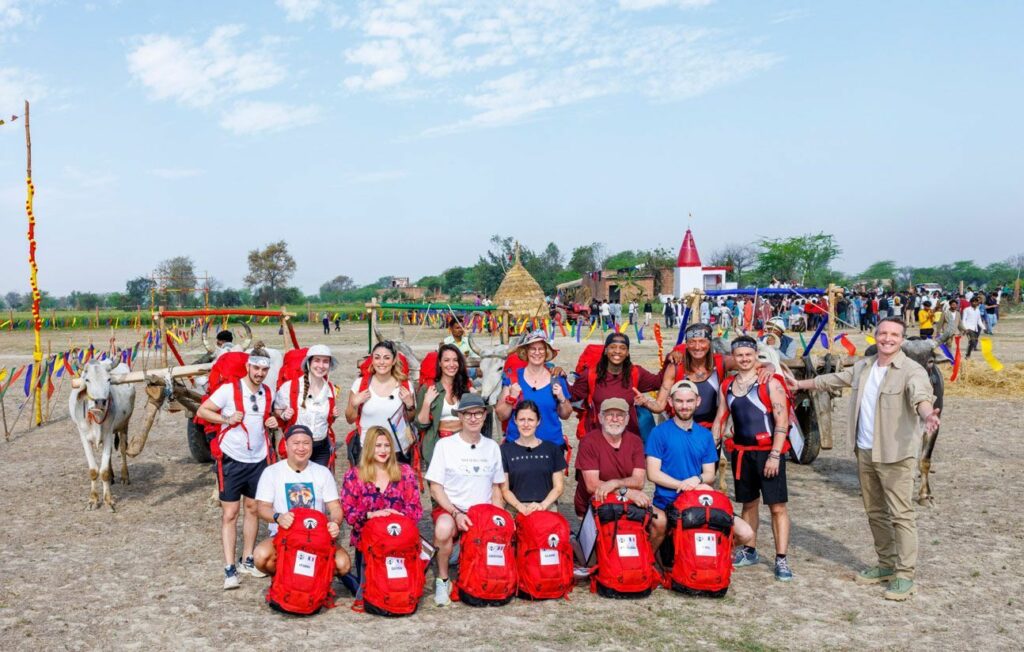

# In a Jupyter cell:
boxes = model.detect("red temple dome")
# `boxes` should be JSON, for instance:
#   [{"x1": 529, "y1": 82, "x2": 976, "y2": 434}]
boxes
[{"x1": 676, "y1": 228, "x2": 702, "y2": 267}]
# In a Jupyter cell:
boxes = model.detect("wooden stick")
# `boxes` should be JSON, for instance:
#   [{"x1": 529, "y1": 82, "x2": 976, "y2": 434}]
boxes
[
  {"x1": 70, "y1": 362, "x2": 212, "y2": 388},
  {"x1": 1, "y1": 391, "x2": 10, "y2": 441}
]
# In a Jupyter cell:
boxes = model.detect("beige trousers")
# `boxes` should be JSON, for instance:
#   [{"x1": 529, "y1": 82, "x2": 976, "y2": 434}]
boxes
[{"x1": 856, "y1": 448, "x2": 917, "y2": 580}]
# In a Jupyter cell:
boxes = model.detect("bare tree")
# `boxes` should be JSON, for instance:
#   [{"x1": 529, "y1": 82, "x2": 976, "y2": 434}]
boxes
[{"x1": 709, "y1": 244, "x2": 757, "y2": 286}]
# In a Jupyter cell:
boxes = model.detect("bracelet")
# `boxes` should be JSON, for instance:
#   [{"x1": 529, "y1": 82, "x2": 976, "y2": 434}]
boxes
[{"x1": 504, "y1": 395, "x2": 517, "y2": 405}]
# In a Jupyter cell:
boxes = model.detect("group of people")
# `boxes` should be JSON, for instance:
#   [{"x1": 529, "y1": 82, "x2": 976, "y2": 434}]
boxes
[{"x1": 198, "y1": 309, "x2": 941, "y2": 606}]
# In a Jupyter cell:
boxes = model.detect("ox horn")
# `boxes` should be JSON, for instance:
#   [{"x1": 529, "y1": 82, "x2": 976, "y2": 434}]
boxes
[
  {"x1": 373, "y1": 324, "x2": 386, "y2": 343},
  {"x1": 466, "y1": 330, "x2": 482, "y2": 357},
  {"x1": 238, "y1": 321, "x2": 253, "y2": 350},
  {"x1": 201, "y1": 321, "x2": 215, "y2": 354}
]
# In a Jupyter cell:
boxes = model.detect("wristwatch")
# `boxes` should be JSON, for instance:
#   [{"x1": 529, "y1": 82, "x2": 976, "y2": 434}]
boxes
[{"x1": 272, "y1": 512, "x2": 280, "y2": 523}]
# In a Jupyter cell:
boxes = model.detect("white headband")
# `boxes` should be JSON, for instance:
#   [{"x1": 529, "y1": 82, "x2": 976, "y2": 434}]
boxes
[{"x1": 247, "y1": 355, "x2": 271, "y2": 368}]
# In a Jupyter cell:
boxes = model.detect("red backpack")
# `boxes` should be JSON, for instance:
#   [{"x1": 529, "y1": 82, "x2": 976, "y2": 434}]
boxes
[
  {"x1": 359, "y1": 513, "x2": 426, "y2": 617},
  {"x1": 719, "y1": 374, "x2": 793, "y2": 478},
  {"x1": 666, "y1": 489, "x2": 734, "y2": 597},
  {"x1": 209, "y1": 380, "x2": 275, "y2": 468},
  {"x1": 451, "y1": 504, "x2": 517, "y2": 607},
  {"x1": 266, "y1": 507, "x2": 337, "y2": 615},
  {"x1": 277, "y1": 347, "x2": 308, "y2": 391},
  {"x1": 195, "y1": 351, "x2": 250, "y2": 435},
  {"x1": 590, "y1": 494, "x2": 660, "y2": 599},
  {"x1": 514, "y1": 510, "x2": 573, "y2": 600}
]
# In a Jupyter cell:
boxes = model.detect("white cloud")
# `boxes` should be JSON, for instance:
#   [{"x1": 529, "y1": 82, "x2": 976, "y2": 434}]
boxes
[
  {"x1": 150, "y1": 168, "x2": 203, "y2": 179},
  {"x1": 0, "y1": 67, "x2": 46, "y2": 113},
  {"x1": 218, "y1": 101, "x2": 321, "y2": 135},
  {"x1": 337, "y1": 1, "x2": 776, "y2": 135},
  {"x1": 618, "y1": 0, "x2": 714, "y2": 10},
  {"x1": 126, "y1": 25, "x2": 285, "y2": 108},
  {"x1": 277, "y1": 0, "x2": 322, "y2": 22},
  {"x1": 0, "y1": 0, "x2": 30, "y2": 30}
]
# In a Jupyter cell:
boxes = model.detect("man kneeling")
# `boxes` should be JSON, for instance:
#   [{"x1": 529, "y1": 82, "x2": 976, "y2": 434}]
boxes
[
  {"x1": 647, "y1": 381, "x2": 754, "y2": 564},
  {"x1": 253, "y1": 425, "x2": 352, "y2": 577}
]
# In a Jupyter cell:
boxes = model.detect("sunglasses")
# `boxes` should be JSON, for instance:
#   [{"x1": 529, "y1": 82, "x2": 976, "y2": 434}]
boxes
[{"x1": 248, "y1": 390, "x2": 263, "y2": 413}]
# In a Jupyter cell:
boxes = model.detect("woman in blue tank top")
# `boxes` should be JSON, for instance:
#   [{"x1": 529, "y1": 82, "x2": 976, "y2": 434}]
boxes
[{"x1": 494, "y1": 330, "x2": 572, "y2": 446}]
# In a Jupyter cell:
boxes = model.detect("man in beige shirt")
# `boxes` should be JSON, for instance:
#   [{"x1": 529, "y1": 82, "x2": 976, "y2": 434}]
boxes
[{"x1": 790, "y1": 318, "x2": 940, "y2": 601}]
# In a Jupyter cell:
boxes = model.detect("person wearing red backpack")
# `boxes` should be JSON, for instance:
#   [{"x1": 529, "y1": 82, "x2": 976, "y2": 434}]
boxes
[
  {"x1": 494, "y1": 331, "x2": 572, "y2": 448},
  {"x1": 646, "y1": 380, "x2": 754, "y2": 562},
  {"x1": 414, "y1": 344, "x2": 473, "y2": 468},
  {"x1": 273, "y1": 345, "x2": 339, "y2": 468},
  {"x1": 566, "y1": 332, "x2": 664, "y2": 439},
  {"x1": 195, "y1": 350, "x2": 282, "y2": 589},
  {"x1": 340, "y1": 425, "x2": 423, "y2": 607},
  {"x1": 344, "y1": 340, "x2": 417, "y2": 464},
  {"x1": 252, "y1": 425, "x2": 351, "y2": 578},
  {"x1": 424, "y1": 393, "x2": 505, "y2": 607},
  {"x1": 712, "y1": 336, "x2": 794, "y2": 582}
]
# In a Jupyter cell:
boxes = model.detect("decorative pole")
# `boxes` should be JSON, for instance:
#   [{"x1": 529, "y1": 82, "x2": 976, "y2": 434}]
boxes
[{"x1": 25, "y1": 100, "x2": 43, "y2": 426}]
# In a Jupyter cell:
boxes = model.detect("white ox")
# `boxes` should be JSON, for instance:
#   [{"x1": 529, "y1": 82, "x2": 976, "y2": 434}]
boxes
[{"x1": 69, "y1": 359, "x2": 137, "y2": 511}]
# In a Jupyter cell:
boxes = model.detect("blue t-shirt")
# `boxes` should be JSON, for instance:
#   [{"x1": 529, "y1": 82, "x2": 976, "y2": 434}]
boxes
[
  {"x1": 645, "y1": 420, "x2": 719, "y2": 510},
  {"x1": 502, "y1": 368, "x2": 570, "y2": 446}
]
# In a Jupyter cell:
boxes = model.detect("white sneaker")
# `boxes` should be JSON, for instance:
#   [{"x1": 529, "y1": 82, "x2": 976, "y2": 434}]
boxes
[
  {"x1": 223, "y1": 566, "x2": 240, "y2": 590},
  {"x1": 573, "y1": 565, "x2": 592, "y2": 580},
  {"x1": 434, "y1": 578, "x2": 452, "y2": 606},
  {"x1": 239, "y1": 556, "x2": 267, "y2": 578}
]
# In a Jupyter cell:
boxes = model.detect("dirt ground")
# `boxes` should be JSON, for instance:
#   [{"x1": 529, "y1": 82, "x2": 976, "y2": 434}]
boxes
[{"x1": 1, "y1": 314, "x2": 1022, "y2": 651}]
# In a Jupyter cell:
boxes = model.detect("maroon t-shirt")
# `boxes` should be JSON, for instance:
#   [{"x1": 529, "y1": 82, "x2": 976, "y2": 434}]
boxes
[
  {"x1": 569, "y1": 365, "x2": 663, "y2": 436},
  {"x1": 573, "y1": 429, "x2": 646, "y2": 516}
]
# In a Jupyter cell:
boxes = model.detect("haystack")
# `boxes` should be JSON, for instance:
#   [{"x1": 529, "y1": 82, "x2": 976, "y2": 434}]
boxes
[{"x1": 492, "y1": 244, "x2": 548, "y2": 318}]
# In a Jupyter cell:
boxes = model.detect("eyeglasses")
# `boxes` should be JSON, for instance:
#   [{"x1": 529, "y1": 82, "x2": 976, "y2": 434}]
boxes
[{"x1": 462, "y1": 411, "x2": 486, "y2": 419}]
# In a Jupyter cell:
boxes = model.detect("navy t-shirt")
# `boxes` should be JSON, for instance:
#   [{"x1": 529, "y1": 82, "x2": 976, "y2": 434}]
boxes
[
  {"x1": 500, "y1": 439, "x2": 567, "y2": 504},
  {"x1": 645, "y1": 420, "x2": 719, "y2": 510}
]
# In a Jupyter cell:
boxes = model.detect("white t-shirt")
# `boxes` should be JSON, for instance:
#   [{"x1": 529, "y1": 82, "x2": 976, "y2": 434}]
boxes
[
  {"x1": 208, "y1": 381, "x2": 273, "y2": 463},
  {"x1": 424, "y1": 434, "x2": 505, "y2": 512},
  {"x1": 255, "y1": 459, "x2": 339, "y2": 536},
  {"x1": 351, "y1": 377, "x2": 405, "y2": 444},
  {"x1": 856, "y1": 362, "x2": 889, "y2": 450},
  {"x1": 274, "y1": 378, "x2": 334, "y2": 441},
  {"x1": 961, "y1": 306, "x2": 983, "y2": 332}
]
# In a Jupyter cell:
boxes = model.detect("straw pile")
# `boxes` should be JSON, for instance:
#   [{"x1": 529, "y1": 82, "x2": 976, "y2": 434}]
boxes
[
  {"x1": 944, "y1": 361, "x2": 1024, "y2": 398},
  {"x1": 492, "y1": 245, "x2": 548, "y2": 319}
]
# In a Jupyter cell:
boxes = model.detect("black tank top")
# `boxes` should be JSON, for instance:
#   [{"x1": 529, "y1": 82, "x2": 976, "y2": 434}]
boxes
[
  {"x1": 693, "y1": 373, "x2": 719, "y2": 424},
  {"x1": 726, "y1": 381, "x2": 775, "y2": 446}
]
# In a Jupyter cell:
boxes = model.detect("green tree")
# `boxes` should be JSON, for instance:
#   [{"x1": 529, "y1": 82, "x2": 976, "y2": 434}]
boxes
[
  {"x1": 245, "y1": 241, "x2": 297, "y2": 305},
  {"x1": 858, "y1": 260, "x2": 898, "y2": 286},
  {"x1": 125, "y1": 276, "x2": 155, "y2": 308},
  {"x1": 320, "y1": 275, "x2": 357, "y2": 302},
  {"x1": 154, "y1": 256, "x2": 197, "y2": 307},
  {"x1": 567, "y1": 243, "x2": 606, "y2": 275},
  {"x1": 754, "y1": 233, "x2": 842, "y2": 287}
]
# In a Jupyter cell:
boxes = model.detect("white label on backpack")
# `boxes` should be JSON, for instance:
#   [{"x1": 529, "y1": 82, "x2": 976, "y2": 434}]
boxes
[
  {"x1": 486, "y1": 542, "x2": 506, "y2": 566},
  {"x1": 386, "y1": 556, "x2": 408, "y2": 579},
  {"x1": 694, "y1": 533, "x2": 717, "y2": 557},
  {"x1": 540, "y1": 549, "x2": 560, "y2": 566},
  {"x1": 294, "y1": 550, "x2": 317, "y2": 577},
  {"x1": 616, "y1": 534, "x2": 639, "y2": 558}
]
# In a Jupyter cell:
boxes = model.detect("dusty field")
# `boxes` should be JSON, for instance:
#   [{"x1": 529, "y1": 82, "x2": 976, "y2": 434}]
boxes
[{"x1": 1, "y1": 315, "x2": 1022, "y2": 651}]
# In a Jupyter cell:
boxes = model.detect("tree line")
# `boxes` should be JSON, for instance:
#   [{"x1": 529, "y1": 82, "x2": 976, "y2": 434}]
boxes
[{"x1": 3, "y1": 234, "x2": 1021, "y2": 311}]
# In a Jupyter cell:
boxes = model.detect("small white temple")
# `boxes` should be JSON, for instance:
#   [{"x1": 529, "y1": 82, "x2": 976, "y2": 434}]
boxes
[{"x1": 672, "y1": 228, "x2": 736, "y2": 296}]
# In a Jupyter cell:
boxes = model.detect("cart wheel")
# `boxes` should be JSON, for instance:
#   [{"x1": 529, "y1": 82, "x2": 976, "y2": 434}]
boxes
[
  {"x1": 791, "y1": 392, "x2": 821, "y2": 464},
  {"x1": 187, "y1": 418, "x2": 212, "y2": 463}
]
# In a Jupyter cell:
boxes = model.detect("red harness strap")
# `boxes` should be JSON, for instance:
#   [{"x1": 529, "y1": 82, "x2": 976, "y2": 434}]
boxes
[{"x1": 215, "y1": 380, "x2": 274, "y2": 492}]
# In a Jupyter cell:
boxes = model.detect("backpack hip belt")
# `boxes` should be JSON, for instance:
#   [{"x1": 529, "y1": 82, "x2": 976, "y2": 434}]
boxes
[{"x1": 723, "y1": 433, "x2": 790, "y2": 480}]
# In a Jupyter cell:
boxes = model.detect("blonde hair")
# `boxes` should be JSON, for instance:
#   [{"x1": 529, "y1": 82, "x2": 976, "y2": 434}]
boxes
[{"x1": 358, "y1": 426, "x2": 402, "y2": 484}]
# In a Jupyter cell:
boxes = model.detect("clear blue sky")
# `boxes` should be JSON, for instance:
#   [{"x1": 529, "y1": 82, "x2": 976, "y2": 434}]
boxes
[{"x1": 1, "y1": 0, "x2": 1021, "y2": 295}]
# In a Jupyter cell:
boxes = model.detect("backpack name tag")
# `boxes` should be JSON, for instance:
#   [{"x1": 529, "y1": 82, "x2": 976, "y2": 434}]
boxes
[
  {"x1": 386, "y1": 556, "x2": 408, "y2": 579},
  {"x1": 694, "y1": 533, "x2": 717, "y2": 557},
  {"x1": 616, "y1": 534, "x2": 639, "y2": 557},
  {"x1": 294, "y1": 550, "x2": 317, "y2": 577},
  {"x1": 486, "y1": 542, "x2": 506, "y2": 566},
  {"x1": 539, "y1": 549, "x2": 560, "y2": 566}
]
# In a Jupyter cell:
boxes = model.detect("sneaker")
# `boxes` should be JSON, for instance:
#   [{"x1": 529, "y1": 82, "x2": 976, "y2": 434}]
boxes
[
  {"x1": 732, "y1": 547, "x2": 760, "y2": 568},
  {"x1": 573, "y1": 565, "x2": 592, "y2": 580},
  {"x1": 223, "y1": 565, "x2": 240, "y2": 590},
  {"x1": 884, "y1": 578, "x2": 916, "y2": 601},
  {"x1": 434, "y1": 578, "x2": 452, "y2": 607},
  {"x1": 239, "y1": 556, "x2": 266, "y2": 578},
  {"x1": 855, "y1": 566, "x2": 894, "y2": 585},
  {"x1": 774, "y1": 557, "x2": 793, "y2": 582}
]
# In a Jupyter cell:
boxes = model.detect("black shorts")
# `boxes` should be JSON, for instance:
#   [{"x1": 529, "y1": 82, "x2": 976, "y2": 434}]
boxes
[
  {"x1": 217, "y1": 456, "x2": 267, "y2": 502},
  {"x1": 731, "y1": 449, "x2": 787, "y2": 505},
  {"x1": 310, "y1": 438, "x2": 332, "y2": 468}
]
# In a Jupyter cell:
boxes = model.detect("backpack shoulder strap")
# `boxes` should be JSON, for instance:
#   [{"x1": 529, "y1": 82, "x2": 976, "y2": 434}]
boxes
[
  {"x1": 630, "y1": 366, "x2": 640, "y2": 391},
  {"x1": 713, "y1": 353, "x2": 725, "y2": 383},
  {"x1": 354, "y1": 371, "x2": 372, "y2": 434}
]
